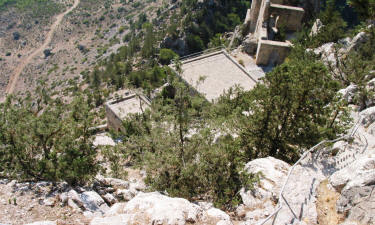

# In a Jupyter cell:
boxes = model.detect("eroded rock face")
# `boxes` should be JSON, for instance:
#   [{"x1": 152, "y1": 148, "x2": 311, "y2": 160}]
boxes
[
  {"x1": 329, "y1": 155, "x2": 375, "y2": 193},
  {"x1": 91, "y1": 192, "x2": 232, "y2": 225},
  {"x1": 360, "y1": 106, "x2": 375, "y2": 127},
  {"x1": 237, "y1": 157, "x2": 290, "y2": 223},
  {"x1": 24, "y1": 221, "x2": 56, "y2": 225},
  {"x1": 338, "y1": 84, "x2": 358, "y2": 104},
  {"x1": 80, "y1": 191, "x2": 109, "y2": 213},
  {"x1": 240, "y1": 157, "x2": 290, "y2": 208},
  {"x1": 310, "y1": 19, "x2": 323, "y2": 36},
  {"x1": 337, "y1": 185, "x2": 375, "y2": 224}
]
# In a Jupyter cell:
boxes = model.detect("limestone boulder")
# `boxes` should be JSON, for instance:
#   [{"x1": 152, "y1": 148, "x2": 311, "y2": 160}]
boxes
[
  {"x1": 237, "y1": 157, "x2": 290, "y2": 224},
  {"x1": 360, "y1": 106, "x2": 375, "y2": 127},
  {"x1": 97, "y1": 177, "x2": 129, "y2": 189},
  {"x1": 338, "y1": 84, "x2": 358, "y2": 104},
  {"x1": 314, "y1": 42, "x2": 336, "y2": 64},
  {"x1": 102, "y1": 193, "x2": 117, "y2": 205},
  {"x1": 310, "y1": 19, "x2": 323, "y2": 36},
  {"x1": 91, "y1": 192, "x2": 233, "y2": 225},
  {"x1": 80, "y1": 191, "x2": 109, "y2": 213},
  {"x1": 329, "y1": 155, "x2": 375, "y2": 192},
  {"x1": 242, "y1": 35, "x2": 258, "y2": 55},
  {"x1": 348, "y1": 32, "x2": 369, "y2": 51},
  {"x1": 115, "y1": 188, "x2": 137, "y2": 201},
  {"x1": 24, "y1": 221, "x2": 56, "y2": 225},
  {"x1": 240, "y1": 157, "x2": 290, "y2": 208},
  {"x1": 337, "y1": 185, "x2": 375, "y2": 224}
]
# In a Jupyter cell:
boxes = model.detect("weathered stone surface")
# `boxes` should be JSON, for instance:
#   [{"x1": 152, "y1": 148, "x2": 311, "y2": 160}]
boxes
[
  {"x1": 98, "y1": 177, "x2": 129, "y2": 189},
  {"x1": 104, "y1": 203, "x2": 127, "y2": 216},
  {"x1": 206, "y1": 208, "x2": 231, "y2": 221},
  {"x1": 115, "y1": 189, "x2": 136, "y2": 201},
  {"x1": 121, "y1": 192, "x2": 204, "y2": 224},
  {"x1": 67, "y1": 198, "x2": 82, "y2": 212},
  {"x1": 67, "y1": 189, "x2": 84, "y2": 207},
  {"x1": 102, "y1": 193, "x2": 117, "y2": 205},
  {"x1": 24, "y1": 221, "x2": 56, "y2": 225},
  {"x1": 91, "y1": 192, "x2": 233, "y2": 225},
  {"x1": 240, "y1": 157, "x2": 290, "y2": 208},
  {"x1": 43, "y1": 198, "x2": 55, "y2": 207},
  {"x1": 348, "y1": 32, "x2": 369, "y2": 51},
  {"x1": 314, "y1": 42, "x2": 336, "y2": 64},
  {"x1": 90, "y1": 214, "x2": 132, "y2": 225},
  {"x1": 238, "y1": 157, "x2": 292, "y2": 224},
  {"x1": 80, "y1": 191, "x2": 109, "y2": 213},
  {"x1": 337, "y1": 185, "x2": 375, "y2": 224},
  {"x1": 58, "y1": 192, "x2": 68, "y2": 204},
  {"x1": 338, "y1": 84, "x2": 358, "y2": 104},
  {"x1": 360, "y1": 106, "x2": 375, "y2": 127},
  {"x1": 329, "y1": 155, "x2": 375, "y2": 192},
  {"x1": 310, "y1": 19, "x2": 323, "y2": 36}
]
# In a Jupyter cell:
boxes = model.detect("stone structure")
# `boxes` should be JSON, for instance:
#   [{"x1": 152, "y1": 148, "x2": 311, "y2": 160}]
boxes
[
  {"x1": 176, "y1": 50, "x2": 259, "y2": 102},
  {"x1": 243, "y1": 0, "x2": 304, "y2": 65},
  {"x1": 105, "y1": 90, "x2": 150, "y2": 133}
]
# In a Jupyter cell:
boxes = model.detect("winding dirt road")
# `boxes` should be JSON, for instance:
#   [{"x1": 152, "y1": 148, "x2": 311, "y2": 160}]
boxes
[{"x1": 4, "y1": 0, "x2": 80, "y2": 95}]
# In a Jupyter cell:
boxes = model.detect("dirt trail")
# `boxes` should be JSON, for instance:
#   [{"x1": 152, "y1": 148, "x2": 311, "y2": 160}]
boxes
[{"x1": 4, "y1": 0, "x2": 80, "y2": 96}]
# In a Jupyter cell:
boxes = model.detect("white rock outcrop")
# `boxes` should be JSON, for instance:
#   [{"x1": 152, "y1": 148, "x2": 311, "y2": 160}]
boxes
[
  {"x1": 24, "y1": 221, "x2": 56, "y2": 225},
  {"x1": 238, "y1": 157, "x2": 290, "y2": 224},
  {"x1": 360, "y1": 106, "x2": 375, "y2": 127},
  {"x1": 240, "y1": 157, "x2": 290, "y2": 208},
  {"x1": 329, "y1": 154, "x2": 375, "y2": 192},
  {"x1": 338, "y1": 84, "x2": 358, "y2": 104},
  {"x1": 91, "y1": 192, "x2": 232, "y2": 225},
  {"x1": 80, "y1": 191, "x2": 109, "y2": 213}
]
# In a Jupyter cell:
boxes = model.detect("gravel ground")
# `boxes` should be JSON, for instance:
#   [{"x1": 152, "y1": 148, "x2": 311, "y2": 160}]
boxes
[{"x1": 0, "y1": 180, "x2": 88, "y2": 225}]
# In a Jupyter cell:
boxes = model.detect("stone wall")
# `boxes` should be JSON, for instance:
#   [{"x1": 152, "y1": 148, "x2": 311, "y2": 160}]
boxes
[
  {"x1": 255, "y1": 40, "x2": 291, "y2": 65},
  {"x1": 270, "y1": 4, "x2": 305, "y2": 31},
  {"x1": 105, "y1": 104, "x2": 125, "y2": 133}
]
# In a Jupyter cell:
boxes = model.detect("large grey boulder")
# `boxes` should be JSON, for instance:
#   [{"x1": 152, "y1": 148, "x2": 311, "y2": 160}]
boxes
[
  {"x1": 348, "y1": 32, "x2": 369, "y2": 51},
  {"x1": 240, "y1": 157, "x2": 290, "y2": 208},
  {"x1": 238, "y1": 157, "x2": 290, "y2": 223},
  {"x1": 329, "y1": 155, "x2": 375, "y2": 192},
  {"x1": 97, "y1": 177, "x2": 129, "y2": 189},
  {"x1": 310, "y1": 19, "x2": 323, "y2": 36},
  {"x1": 360, "y1": 106, "x2": 375, "y2": 127},
  {"x1": 80, "y1": 191, "x2": 109, "y2": 213},
  {"x1": 314, "y1": 42, "x2": 336, "y2": 64},
  {"x1": 24, "y1": 222, "x2": 56, "y2": 225},
  {"x1": 338, "y1": 84, "x2": 358, "y2": 104},
  {"x1": 242, "y1": 35, "x2": 258, "y2": 55},
  {"x1": 337, "y1": 185, "x2": 375, "y2": 224},
  {"x1": 91, "y1": 192, "x2": 232, "y2": 225}
]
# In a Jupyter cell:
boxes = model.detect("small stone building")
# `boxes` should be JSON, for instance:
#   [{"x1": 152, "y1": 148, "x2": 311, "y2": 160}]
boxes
[
  {"x1": 242, "y1": 0, "x2": 304, "y2": 65},
  {"x1": 105, "y1": 91, "x2": 150, "y2": 133}
]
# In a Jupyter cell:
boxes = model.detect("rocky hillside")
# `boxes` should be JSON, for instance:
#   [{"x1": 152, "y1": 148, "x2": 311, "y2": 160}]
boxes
[
  {"x1": 0, "y1": 1, "x2": 374, "y2": 225},
  {"x1": 0, "y1": 0, "x2": 172, "y2": 99},
  {"x1": 0, "y1": 104, "x2": 373, "y2": 225}
]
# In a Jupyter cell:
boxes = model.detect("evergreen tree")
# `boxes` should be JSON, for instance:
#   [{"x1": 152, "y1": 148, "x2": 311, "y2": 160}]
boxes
[{"x1": 238, "y1": 46, "x2": 350, "y2": 163}]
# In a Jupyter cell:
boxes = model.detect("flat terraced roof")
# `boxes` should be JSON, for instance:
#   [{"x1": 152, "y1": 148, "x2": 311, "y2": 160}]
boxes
[
  {"x1": 179, "y1": 51, "x2": 259, "y2": 101},
  {"x1": 107, "y1": 94, "x2": 150, "y2": 120}
]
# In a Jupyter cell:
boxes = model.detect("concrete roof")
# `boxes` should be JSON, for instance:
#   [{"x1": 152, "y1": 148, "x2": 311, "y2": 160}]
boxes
[
  {"x1": 106, "y1": 94, "x2": 150, "y2": 120},
  {"x1": 179, "y1": 51, "x2": 259, "y2": 101}
]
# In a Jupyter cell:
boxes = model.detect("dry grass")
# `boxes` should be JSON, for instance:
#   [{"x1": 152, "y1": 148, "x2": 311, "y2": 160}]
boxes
[{"x1": 316, "y1": 179, "x2": 345, "y2": 225}]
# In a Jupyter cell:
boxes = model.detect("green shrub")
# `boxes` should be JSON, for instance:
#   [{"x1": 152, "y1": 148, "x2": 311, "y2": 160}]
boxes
[
  {"x1": 348, "y1": 0, "x2": 375, "y2": 20},
  {"x1": 186, "y1": 35, "x2": 204, "y2": 53},
  {"x1": 0, "y1": 88, "x2": 99, "y2": 185},
  {"x1": 159, "y1": 48, "x2": 177, "y2": 65}
]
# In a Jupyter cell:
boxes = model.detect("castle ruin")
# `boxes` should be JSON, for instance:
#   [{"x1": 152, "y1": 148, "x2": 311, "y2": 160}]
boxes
[{"x1": 242, "y1": 0, "x2": 305, "y2": 65}]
